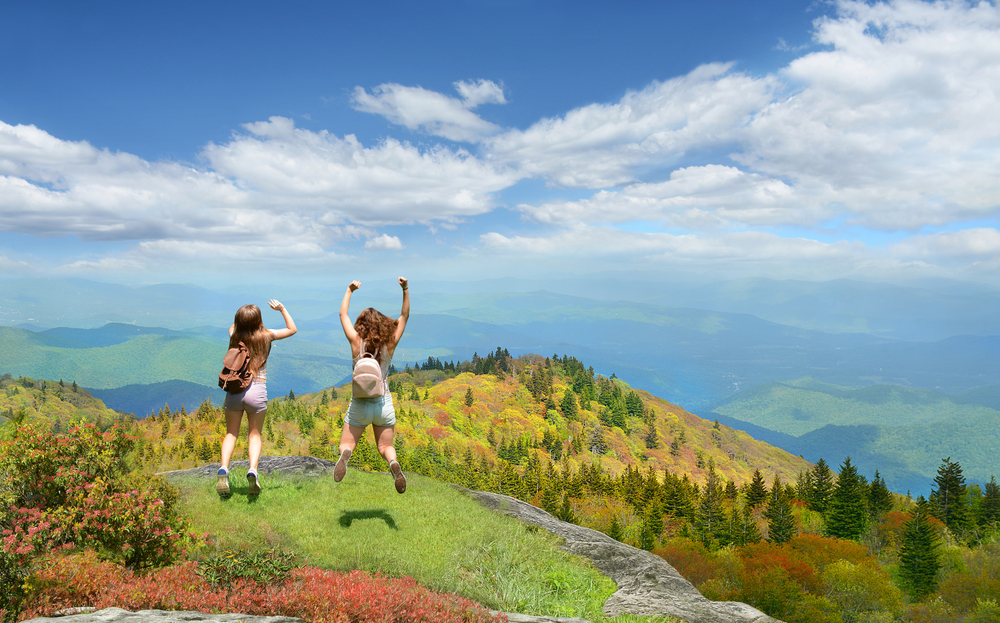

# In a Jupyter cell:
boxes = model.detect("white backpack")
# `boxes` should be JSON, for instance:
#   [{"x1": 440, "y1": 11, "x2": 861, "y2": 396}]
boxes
[{"x1": 352, "y1": 350, "x2": 385, "y2": 399}]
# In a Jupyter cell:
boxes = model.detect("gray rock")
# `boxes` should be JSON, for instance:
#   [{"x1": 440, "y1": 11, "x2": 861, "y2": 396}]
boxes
[
  {"x1": 458, "y1": 487, "x2": 781, "y2": 623},
  {"x1": 158, "y1": 455, "x2": 338, "y2": 478},
  {"x1": 23, "y1": 607, "x2": 303, "y2": 623}
]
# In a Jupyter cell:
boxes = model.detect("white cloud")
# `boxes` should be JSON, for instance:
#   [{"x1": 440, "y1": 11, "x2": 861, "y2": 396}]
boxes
[
  {"x1": 204, "y1": 116, "x2": 517, "y2": 223},
  {"x1": 0, "y1": 117, "x2": 517, "y2": 251},
  {"x1": 485, "y1": 63, "x2": 777, "y2": 188},
  {"x1": 364, "y1": 234, "x2": 404, "y2": 251},
  {"x1": 351, "y1": 80, "x2": 505, "y2": 142},
  {"x1": 0, "y1": 254, "x2": 35, "y2": 272}
]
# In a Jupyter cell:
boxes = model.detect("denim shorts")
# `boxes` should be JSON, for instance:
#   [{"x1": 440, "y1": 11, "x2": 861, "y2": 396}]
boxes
[
  {"x1": 345, "y1": 392, "x2": 396, "y2": 427},
  {"x1": 223, "y1": 381, "x2": 268, "y2": 414}
]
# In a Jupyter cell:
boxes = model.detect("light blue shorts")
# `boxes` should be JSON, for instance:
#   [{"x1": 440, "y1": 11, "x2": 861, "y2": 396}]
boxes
[
  {"x1": 223, "y1": 381, "x2": 268, "y2": 414},
  {"x1": 345, "y1": 392, "x2": 396, "y2": 428}
]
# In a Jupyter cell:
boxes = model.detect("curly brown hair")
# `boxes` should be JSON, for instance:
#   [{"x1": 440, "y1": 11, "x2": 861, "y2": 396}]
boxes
[
  {"x1": 230, "y1": 304, "x2": 272, "y2": 377},
  {"x1": 354, "y1": 307, "x2": 397, "y2": 363}
]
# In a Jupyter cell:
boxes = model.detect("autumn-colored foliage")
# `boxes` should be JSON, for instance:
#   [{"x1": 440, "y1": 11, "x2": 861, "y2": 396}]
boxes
[{"x1": 20, "y1": 550, "x2": 504, "y2": 623}]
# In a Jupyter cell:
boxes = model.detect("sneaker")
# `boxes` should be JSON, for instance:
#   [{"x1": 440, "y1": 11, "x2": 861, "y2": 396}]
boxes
[
  {"x1": 216, "y1": 467, "x2": 230, "y2": 497},
  {"x1": 334, "y1": 449, "x2": 351, "y2": 483},
  {"x1": 247, "y1": 470, "x2": 261, "y2": 496},
  {"x1": 389, "y1": 460, "x2": 406, "y2": 494}
]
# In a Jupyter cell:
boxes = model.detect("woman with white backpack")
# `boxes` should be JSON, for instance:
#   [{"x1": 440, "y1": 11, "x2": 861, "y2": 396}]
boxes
[{"x1": 333, "y1": 277, "x2": 409, "y2": 493}]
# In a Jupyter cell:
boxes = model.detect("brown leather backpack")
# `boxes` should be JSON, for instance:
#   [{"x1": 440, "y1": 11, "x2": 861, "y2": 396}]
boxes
[{"x1": 219, "y1": 342, "x2": 253, "y2": 393}]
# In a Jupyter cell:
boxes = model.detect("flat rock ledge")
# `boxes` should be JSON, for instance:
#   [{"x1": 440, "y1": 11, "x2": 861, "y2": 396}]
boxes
[{"x1": 27, "y1": 457, "x2": 780, "y2": 623}]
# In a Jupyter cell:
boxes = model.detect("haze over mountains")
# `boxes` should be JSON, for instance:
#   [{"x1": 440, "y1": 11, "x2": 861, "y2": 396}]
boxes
[{"x1": 1, "y1": 276, "x2": 996, "y2": 495}]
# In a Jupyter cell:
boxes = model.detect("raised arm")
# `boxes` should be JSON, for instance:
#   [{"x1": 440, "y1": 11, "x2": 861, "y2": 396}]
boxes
[
  {"x1": 392, "y1": 277, "x2": 409, "y2": 347},
  {"x1": 268, "y1": 300, "x2": 297, "y2": 340},
  {"x1": 340, "y1": 281, "x2": 361, "y2": 352}
]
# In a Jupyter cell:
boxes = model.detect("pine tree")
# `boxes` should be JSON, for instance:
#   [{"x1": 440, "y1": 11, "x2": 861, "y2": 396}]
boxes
[
  {"x1": 807, "y1": 458, "x2": 835, "y2": 513},
  {"x1": 560, "y1": 391, "x2": 578, "y2": 419},
  {"x1": 765, "y1": 475, "x2": 796, "y2": 544},
  {"x1": 899, "y1": 498, "x2": 941, "y2": 600},
  {"x1": 930, "y1": 457, "x2": 968, "y2": 534},
  {"x1": 978, "y1": 475, "x2": 1000, "y2": 526},
  {"x1": 826, "y1": 457, "x2": 868, "y2": 540},
  {"x1": 867, "y1": 470, "x2": 893, "y2": 520},
  {"x1": 696, "y1": 463, "x2": 726, "y2": 549},
  {"x1": 464, "y1": 387, "x2": 474, "y2": 407},
  {"x1": 745, "y1": 469, "x2": 769, "y2": 509}
]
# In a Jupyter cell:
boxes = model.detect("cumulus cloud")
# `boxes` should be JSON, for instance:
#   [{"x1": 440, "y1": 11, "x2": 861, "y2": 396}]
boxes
[
  {"x1": 351, "y1": 80, "x2": 506, "y2": 142},
  {"x1": 0, "y1": 117, "x2": 517, "y2": 249},
  {"x1": 485, "y1": 63, "x2": 777, "y2": 188},
  {"x1": 364, "y1": 234, "x2": 404, "y2": 251}
]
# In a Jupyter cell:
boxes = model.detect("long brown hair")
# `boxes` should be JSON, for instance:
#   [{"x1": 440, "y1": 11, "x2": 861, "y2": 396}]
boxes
[
  {"x1": 230, "y1": 304, "x2": 272, "y2": 376},
  {"x1": 354, "y1": 307, "x2": 397, "y2": 363}
]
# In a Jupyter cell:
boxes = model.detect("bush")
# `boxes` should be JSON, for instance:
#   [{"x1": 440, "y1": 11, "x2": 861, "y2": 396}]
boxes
[
  {"x1": 19, "y1": 550, "x2": 504, "y2": 623},
  {"x1": 652, "y1": 538, "x2": 721, "y2": 586},
  {"x1": 1, "y1": 424, "x2": 190, "y2": 570}
]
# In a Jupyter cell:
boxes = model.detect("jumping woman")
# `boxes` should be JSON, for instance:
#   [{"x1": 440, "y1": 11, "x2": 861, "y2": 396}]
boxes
[
  {"x1": 218, "y1": 300, "x2": 297, "y2": 497},
  {"x1": 334, "y1": 277, "x2": 409, "y2": 493}
]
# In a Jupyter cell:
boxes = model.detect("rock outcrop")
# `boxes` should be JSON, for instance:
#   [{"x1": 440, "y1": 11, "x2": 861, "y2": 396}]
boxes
[
  {"x1": 25, "y1": 457, "x2": 780, "y2": 623},
  {"x1": 458, "y1": 487, "x2": 779, "y2": 623}
]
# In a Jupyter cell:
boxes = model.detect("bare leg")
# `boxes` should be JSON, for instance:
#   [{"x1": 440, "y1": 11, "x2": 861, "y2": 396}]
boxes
[
  {"x1": 335, "y1": 422, "x2": 366, "y2": 482},
  {"x1": 372, "y1": 425, "x2": 397, "y2": 463},
  {"x1": 374, "y1": 425, "x2": 405, "y2": 493},
  {"x1": 220, "y1": 409, "x2": 244, "y2": 470},
  {"x1": 246, "y1": 409, "x2": 266, "y2": 473}
]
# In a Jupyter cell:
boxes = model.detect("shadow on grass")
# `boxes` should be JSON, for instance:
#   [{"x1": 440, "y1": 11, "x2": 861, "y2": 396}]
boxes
[{"x1": 339, "y1": 509, "x2": 398, "y2": 530}]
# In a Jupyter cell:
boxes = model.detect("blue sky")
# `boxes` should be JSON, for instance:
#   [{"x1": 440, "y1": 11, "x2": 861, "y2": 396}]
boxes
[{"x1": 2, "y1": 0, "x2": 999, "y2": 291}]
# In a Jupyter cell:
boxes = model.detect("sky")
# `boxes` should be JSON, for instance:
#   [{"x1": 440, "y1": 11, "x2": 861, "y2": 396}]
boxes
[{"x1": 1, "y1": 0, "x2": 999, "y2": 292}]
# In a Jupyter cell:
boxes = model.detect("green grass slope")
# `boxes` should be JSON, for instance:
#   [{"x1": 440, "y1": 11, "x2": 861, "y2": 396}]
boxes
[{"x1": 170, "y1": 468, "x2": 638, "y2": 621}]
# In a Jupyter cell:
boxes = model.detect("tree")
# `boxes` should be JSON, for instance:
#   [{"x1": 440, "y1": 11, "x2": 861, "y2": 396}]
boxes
[
  {"x1": 464, "y1": 387, "x2": 474, "y2": 407},
  {"x1": 765, "y1": 476, "x2": 796, "y2": 544},
  {"x1": 930, "y1": 456, "x2": 968, "y2": 533},
  {"x1": 560, "y1": 391, "x2": 578, "y2": 419},
  {"x1": 867, "y1": 470, "x2": 893, "y2": 520},
  {"x1": 978, "y1": 475, "x2": 1000, "y2": 526},
  {"x1": 807, "y1": 458, "x2": 835, "y2": 514},
  {"x1": 826, "y1": 457, "x2": 867, "y2": 540},
  {"x1": 695, "y1": 463, "x2": 726, "y2": 549},
  {"x1": 899, "y1": 498, "x2": 941, "y2": 600},
  {"x1": 745, "y1": 469, "x2": 769, "y2": 509}
]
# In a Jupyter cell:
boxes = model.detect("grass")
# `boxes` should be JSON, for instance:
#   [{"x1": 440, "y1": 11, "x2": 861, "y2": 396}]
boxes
[{"x1": 171, "y1": 466, "x2": 679, "y2": 622}]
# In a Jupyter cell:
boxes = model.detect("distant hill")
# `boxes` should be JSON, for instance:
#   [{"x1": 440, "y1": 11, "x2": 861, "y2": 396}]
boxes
[
  {"x1": 0, "y1": 324, "x2": 352, "y2": 398},
  {"x1": 4, "y1": 277, "x2": 999, "y2": 410},
  {"x1": 88, "y1": 379, "x2": 222, "y2": 418},
  {"x1": 706, "y1": 379, "x2": 1000, "y2": 495}
]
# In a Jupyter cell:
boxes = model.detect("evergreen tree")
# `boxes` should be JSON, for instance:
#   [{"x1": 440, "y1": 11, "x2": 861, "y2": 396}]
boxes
[
  {"x1": 765, "y1": 475, "x2": 796, "y2": 544},
  {"x1": 464, "y1": 387, "x2": 474, "y2": 407},
  {"x1": 807, "y1": 458, "x2": 835, "y2": 514},
  {"x1": 826, "y1": 457, "x2": 867, "y2": 540},
  {"x1": 930, "y1": 456, "x2": 968, "y2": 533},
  {"x1": 867, "y1": 470, "x2": 893, "y2": 520},
  {"x1": 745, "y1": 468, "x2": 769, "y2": 509},
  {"x1": 978, "y1": 475, "x2": 1000, "y2": 526},
  {"x1": 899, "y1": 498, "x2": 941, "y2": 600},
  {"x1": 560, "y1": 391, "x2": 578, "y2": 419},
  {"x1": 695, "y1": 463, "x2": 726, "y2": 549}
]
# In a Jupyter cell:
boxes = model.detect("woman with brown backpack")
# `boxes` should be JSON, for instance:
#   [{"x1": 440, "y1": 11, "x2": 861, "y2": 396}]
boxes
[
  {"x1": 217, "y1": 300, "x2": 297, "y2": 497},
  {"x1": 333, "y1": 277, "x2": 409, "y2": 493}
]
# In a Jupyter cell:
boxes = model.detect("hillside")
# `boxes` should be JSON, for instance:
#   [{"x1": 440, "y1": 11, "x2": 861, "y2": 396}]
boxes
[
  {"x1": 127, "y1": 354, "x2": 811, "y2": 491},
  {"x1": 0, "y1": 374, "x2": 124, "y2": 429},
  {"x1": 707, "y1": 379, "x2": 1000, "y2": 495}
]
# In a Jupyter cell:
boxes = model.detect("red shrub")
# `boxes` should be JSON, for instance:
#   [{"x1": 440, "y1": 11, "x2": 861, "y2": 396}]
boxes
[
  {"x1": 652, "y1": 539, "x2": 721, "y2": 587},
  {"x1": 21, "y1": 552, "x2": 504, "y2": 623}
]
